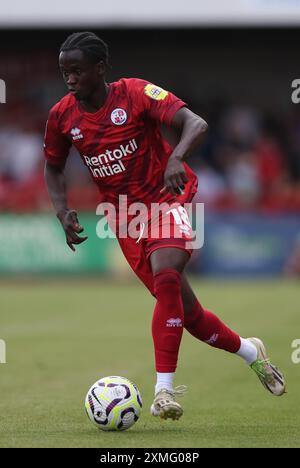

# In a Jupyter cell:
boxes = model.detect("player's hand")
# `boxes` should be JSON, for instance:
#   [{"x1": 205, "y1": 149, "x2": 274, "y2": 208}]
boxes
[
  {"x1": 56, "y1": 209, "x2": 88, "y2": 252},
  {"x1": 160, "y1": 155, "x2": 188, "y2": 197}
]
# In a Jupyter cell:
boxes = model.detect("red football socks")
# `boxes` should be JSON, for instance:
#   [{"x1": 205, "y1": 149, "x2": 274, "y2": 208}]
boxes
[
  {"x1": 152, "y1": 271, "x2": 241, "y2": 373},
  {"x1": 152, "y1": 269, "x2": 184, "y2": 372},
  {"x1": 184, "y1": 300, "x2": 241, "y2": 353}
]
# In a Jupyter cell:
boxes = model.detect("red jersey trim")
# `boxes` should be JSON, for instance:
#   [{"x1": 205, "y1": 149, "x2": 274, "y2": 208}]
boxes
[{"x1": 163, "y1": 100, "x2": 187, "y2": 126}]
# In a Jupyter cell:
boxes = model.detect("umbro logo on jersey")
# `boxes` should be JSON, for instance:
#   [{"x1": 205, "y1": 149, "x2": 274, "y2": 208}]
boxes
[
  {"x1": 70, "y1": 127, "x2": 83, "y2": 140},
  {"x1": 111, "y1": 108, "x2": 127, "y2": 125},
  {"x1": 166, "y1": 318, "x2": 183, "y2": 328}
]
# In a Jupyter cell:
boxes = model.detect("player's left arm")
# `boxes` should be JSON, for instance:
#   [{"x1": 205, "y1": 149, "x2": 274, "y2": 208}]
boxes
[{"x1": 162, "y1": 107, "x2": 208, "y2": 196}]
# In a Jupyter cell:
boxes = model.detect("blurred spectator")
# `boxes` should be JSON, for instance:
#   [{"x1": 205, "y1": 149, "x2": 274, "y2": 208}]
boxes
[
  {"x1": 193, "y1": 162, "x2": 227, "y2": 206},
  {"x1": 0, "y1": 125, "x2": 42, "y2": 182},
  {"x1": 225, "y1": 149, "x2": 261, "y2": 207},
  {"x1": 255, "y1": 133, "x2": 285, "y2": 195},
  {"x1": 219, "y1": 107, "x2": 260, "y2": 148}
]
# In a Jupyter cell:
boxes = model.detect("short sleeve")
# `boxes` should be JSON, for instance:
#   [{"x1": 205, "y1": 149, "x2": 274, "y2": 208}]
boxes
[
  {"x1": 44, "y1": 107, "x2": 71, "y2": 166},
  {"x1": 128, "y1": 79, "x2": 186, "y2": 126}
]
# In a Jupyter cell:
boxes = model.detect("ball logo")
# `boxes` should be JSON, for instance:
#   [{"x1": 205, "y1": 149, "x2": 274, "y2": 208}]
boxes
[
  {"x1": 111, "y1": 108, "x2": 127, "y2": 125},
  {"x1": 144, "y1": 83, "x2": 168, "y2": 101}
]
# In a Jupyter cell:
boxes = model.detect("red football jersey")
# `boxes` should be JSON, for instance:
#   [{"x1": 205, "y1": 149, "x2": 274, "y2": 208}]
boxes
[{"x1": 44, "y1": 78, "x2": 198, "y2": 209}]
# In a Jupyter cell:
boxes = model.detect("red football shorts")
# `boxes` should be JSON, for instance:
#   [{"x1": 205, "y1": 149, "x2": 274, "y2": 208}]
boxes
[{"x1": 116, "y1": 202, "x2": 194, "y2": 296}]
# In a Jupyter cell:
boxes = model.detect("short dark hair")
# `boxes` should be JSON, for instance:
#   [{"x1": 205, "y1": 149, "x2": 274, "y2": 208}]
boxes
[{"x1": 60, "y1": 31, "x2": 109, "y2": 65}]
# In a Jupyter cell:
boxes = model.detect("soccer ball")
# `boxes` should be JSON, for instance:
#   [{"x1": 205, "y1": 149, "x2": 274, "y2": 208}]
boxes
[{"x1": 85, "y1": 376, "x2": 142, "y2": 431}]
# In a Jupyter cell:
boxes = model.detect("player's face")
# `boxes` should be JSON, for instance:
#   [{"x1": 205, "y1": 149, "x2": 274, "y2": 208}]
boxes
[{"x1": 59, "y1": 50, "x2": 104, "y2": 101}]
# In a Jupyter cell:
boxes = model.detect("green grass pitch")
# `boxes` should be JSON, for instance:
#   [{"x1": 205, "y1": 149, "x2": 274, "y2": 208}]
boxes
[{"x1": 0, "y1": 278, "x2": 299, "y2": 448}]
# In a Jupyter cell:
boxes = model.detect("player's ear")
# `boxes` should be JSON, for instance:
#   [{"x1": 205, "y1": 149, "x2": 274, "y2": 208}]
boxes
[{"x1": 96, "y1": 61, "x2": 106, "y2": 76}]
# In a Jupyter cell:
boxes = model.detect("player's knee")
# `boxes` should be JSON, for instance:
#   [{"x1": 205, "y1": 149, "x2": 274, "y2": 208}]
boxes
[{"x1": 153, "y1": 268, "x2": 182, "y2": 297}]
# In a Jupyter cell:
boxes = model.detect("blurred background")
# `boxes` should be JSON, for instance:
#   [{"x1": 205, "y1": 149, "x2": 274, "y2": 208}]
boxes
[{"x1": 1, "y1": 0, "x2": 300, "y2": 278}]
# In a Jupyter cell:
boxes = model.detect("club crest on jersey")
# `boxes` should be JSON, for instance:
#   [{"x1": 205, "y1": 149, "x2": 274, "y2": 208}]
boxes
[
  {"x1": 144, "y1": 84, "x2": 168, "y2": 101},
  {"x1": 111, "y1": 108, "x2": 127, "y2": 125},
  {"x1": 70, "y1": 127, "x2": 83, "y2": 140}
]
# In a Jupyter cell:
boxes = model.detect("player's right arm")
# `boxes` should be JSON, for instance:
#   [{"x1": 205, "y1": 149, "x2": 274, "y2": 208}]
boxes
[
  {"x1": 44, "y1": 162, "x2": 87, "y2": 252},
  {"x1": 44, "y1": 106, "x2": 88, "y2": 252}
]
